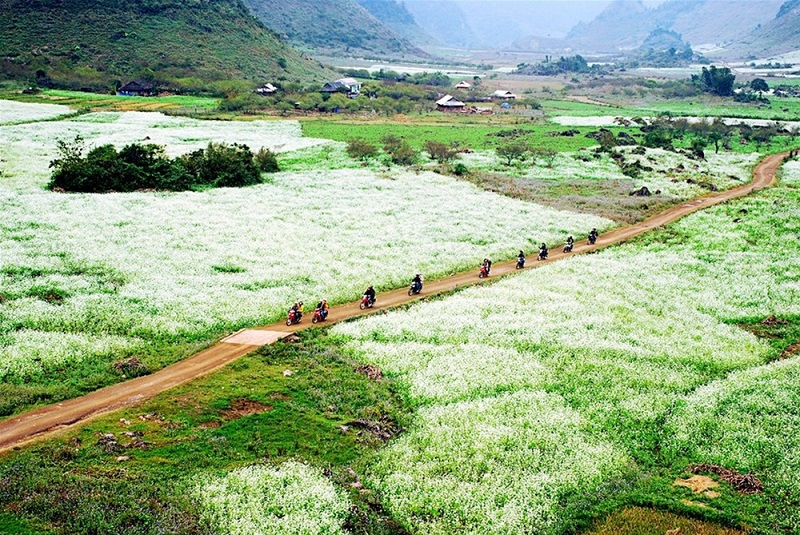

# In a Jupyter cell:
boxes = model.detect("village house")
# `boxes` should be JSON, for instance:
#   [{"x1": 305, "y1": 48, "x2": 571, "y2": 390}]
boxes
[
  {"x1": 436, "y1": 94, "x2": 466, "y2": 112},
  {"x1": 116, "y1": 80, "x2": 155, "y2": 97},
  {"x1": 321, "y1": 77, "x2": 361, "y2": 97},
  {"x1": 255, "y1": 83, "x2": 278, "y2": 95},
  {"x1": 491, "y1": 89, "x2": 517, "y2": 100},
  {"x1": 455, "y1": 80, "x2": 472, "y2": 90}
]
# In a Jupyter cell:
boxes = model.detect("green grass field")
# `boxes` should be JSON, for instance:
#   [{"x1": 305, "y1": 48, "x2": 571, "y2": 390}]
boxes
[
  {"x1": 2, "y1": 89, "x2": 220, "y2": 113},
  {"x1": 301, "y1": 119, "x2": 612, "y2": 152}
]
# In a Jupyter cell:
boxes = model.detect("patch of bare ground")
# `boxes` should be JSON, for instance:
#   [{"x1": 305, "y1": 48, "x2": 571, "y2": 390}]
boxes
[
  {"x1": 219, "y1": 398, "x2": 272, "y2": 421},
  {"x1": 689, "y1": 463, "x2": 764, "y2": 495},
  {"x1": 356, "y1": 364, "x2": 383, "y2": 381},
  {"x1": 781, "y1": 342, "x2": 800, "y2": 359},
  {"x1": 458, "y1": 171, "x2": 677, "y2": 224},
  {"x1": 586, "y1": 507, "x2": 749, "y2": 535},
  {"x1": 674, "y1": 475, "x2": 720, "y2": 497}
]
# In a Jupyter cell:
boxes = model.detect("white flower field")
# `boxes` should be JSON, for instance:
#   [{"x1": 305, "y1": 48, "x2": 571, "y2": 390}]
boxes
[
  {"x1": 0, "y1": 106, "x2": 612, "y2": 384},
  {"x1": 194, "y1": 462, "x2": 352, "y2": 535},
  {"x1": 0, "y1": 99, "x2": 73, "y2": 125},
  {"x1": 333, "y1": 163, "x2": 800, "y2": 533},
  {"x1": 1, "y1": 101, "x2": 797, "y2": 534}
]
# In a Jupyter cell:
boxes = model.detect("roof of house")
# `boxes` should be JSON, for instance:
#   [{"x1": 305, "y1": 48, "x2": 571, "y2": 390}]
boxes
[
  {"x1": 491, "y1": 90, "x2": 517, "y2": 98},
  {"x1": 336, "y1": 77, "x2": 360, "y2": 86},
  {"x1": 256, "y1": 83, "x2": 277, "y2": 93},
  {"x1": 118, "y1": 80, "x2": 154, "y2": 92},
  {"x1": 455, "y1": 81, "x2": 472, "y2": 88},
  {"x1": 436, "y1": 94, "x2": 465, "y2": 107}
]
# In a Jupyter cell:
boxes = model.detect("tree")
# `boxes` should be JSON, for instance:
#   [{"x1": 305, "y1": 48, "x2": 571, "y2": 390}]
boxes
[
  {"x1": 750, "y1": 78, "x2": 769, "y2": 98},
  {"x1": 382, "y1": 135, "x2": 418, "y2": 166},
  {"x1": 424, "y1": 141, "x2": 458, "y2": 163},
  {"x1": 496, "y1": 140, "x2": 530, "y2": 165},
  {"x1": 695, "y1": 66, "x2": 735, "y2": 96},
  {"x1": 346, "y1": 138, "x2": 379, "y2": 162}
]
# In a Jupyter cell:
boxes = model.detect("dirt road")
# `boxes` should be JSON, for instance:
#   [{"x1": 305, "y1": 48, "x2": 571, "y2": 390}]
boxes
[{"x1": 0, "y1": 151, "x2": 788, "y2": 453}]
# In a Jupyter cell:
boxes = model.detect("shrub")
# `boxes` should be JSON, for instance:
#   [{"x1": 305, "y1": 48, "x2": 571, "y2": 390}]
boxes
[
  {"x1": 346, "y1": 138, "x2": 379, "y2": 161},
  {"x1": 424, "y1": 140, "x2": 458, "y2": 163},
  {"x1": 49, "y1": 137, "x2": 274, "y2": 192},
  {"x1": 254, "y1": 147, "x2": 280, "y2": 173}
]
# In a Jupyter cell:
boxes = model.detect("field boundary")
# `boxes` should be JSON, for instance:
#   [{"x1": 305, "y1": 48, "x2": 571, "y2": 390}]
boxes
[{"x1": 0, "y1": 150, "x2": 789, "y2": 454}]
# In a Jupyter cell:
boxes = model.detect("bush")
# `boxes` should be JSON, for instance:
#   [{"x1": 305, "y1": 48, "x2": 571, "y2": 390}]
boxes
[
  {"x1": 346, "y1": 138, "x2": 379, "y2": 161},
  {"x1": 49, "y1": 137, "x2": 276, "y2": 192}
]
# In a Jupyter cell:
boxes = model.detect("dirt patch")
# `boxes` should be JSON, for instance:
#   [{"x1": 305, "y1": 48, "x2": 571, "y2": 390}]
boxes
[
  {"x1": 220, "y1": 398, "x2": 273, "y2": 421},
  {"x1": 690, "y1": 463, "x2": 764, "y2": 494},
  {"x1": 681, "y1": 499, "x2": 709, "y2": 509},
  {"x1": 356, "y1": 364, "x2": 383, "y2": 381},
  {"x1": 780, "y1": 342, "x2": 800, "y2": 360},
  {"x1": 761, "y1": 315, "x2": 789, "y2": 326},
  {"x1": 674, "y1": 475, "x2": 719, "y2": 494}
]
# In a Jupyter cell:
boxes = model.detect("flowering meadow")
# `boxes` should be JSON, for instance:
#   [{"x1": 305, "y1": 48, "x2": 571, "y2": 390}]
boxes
[
  {"x1": 194, "y1": 462, "x2": 352, "y2": 535},
  {"x1": 0, "y1": 105, "x2": 612, "y2": 406},
  {"x1": 0, "y1": 99, "x2": 72, "y2": 125},
  {"x1": 333, "y1": 162, "x2": 800, "y2": 533}
]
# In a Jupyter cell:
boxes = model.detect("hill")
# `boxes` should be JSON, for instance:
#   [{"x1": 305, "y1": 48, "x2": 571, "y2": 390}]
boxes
[
  {"x1": 243, "y1": 0, "x2": 427, "y2": 58},
  {"x1": 0, "y1": 0, "x2": 334, "y2": 92},
  {"x1": 355, "y1": 0, "x2": 438, "y2": 46},
  {"x1": 562, "y1": 0, "x2": 782, "y2": 53},
  {"x1": 724, "y1": 0, "x2": 800, "y2": 59}
]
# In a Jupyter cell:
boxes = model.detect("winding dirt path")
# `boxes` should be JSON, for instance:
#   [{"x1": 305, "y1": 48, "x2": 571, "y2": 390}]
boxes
[{"x1": 0, "y1": 151, "x2": 789, "y2": 453}]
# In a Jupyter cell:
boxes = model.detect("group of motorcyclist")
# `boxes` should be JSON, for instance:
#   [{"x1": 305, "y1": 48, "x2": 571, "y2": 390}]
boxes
[{"x1": 288, "y1": 229, "x2": 600, "y2": 325}]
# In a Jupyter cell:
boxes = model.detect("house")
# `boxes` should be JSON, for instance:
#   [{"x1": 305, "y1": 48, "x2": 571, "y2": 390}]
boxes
[
  {"x1": 116, "y1": 80, "x2": 155, "y2": 97},
  {"x1": 491, "y1": 90, "x2": 517, "y2": 100},
  {"x1": 255, "y1": 83, "x2": 278, "y2": 95},
  {"x1": 321, "y1": 77, "x2": 361, "y2": 97},
  {"x1": 436, "y1": 94, "x2": 466, "y2": 112},
  {"x1": 455, "y1": 80, "x2": 472, "y2": 90}
]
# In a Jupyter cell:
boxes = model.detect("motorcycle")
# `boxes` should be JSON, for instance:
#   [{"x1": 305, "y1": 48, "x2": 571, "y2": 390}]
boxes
[
  {"x1": 563, "y1": 242, "x2": 574, "y2": 253},
  {"x1": 538, "y1": 249, "x2": 549, "y2": 261},
  {"x1": 286, "y1": 309, "x2": 301, "y2": 326},
  {"x1": 408, "y1": 281, "x2": 423, "y2": 296},
  {"x1": 479, "y1": 265, "x2": 489, "y2": 278},
  {"x1": 516, "y1": 257, "x2": 525, "y2": 269},
  {"x1": 359, "y1": 295, "x2": 376, "y2": 309},
  {"x1": 311, "y1": 307, "x2": 327, "y2": 324},
  {"x1": 588, "y1": 233, "x2": 598, "y2": 245}
]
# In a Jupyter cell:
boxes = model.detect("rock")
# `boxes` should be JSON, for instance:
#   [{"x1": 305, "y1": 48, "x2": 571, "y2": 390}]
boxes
[
  {"x1": 282, "y1": 369, "x2": 293, "y2": 377},
  {"x1": 630, "y1": 186, "x2": 652, "y2": 197},
  {"x1": 116, "y1": 455, "x2": 130, "y2": 462}
]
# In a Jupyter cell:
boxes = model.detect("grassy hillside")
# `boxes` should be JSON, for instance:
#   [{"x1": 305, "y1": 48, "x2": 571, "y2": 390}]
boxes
[
  {"x1": 355, "y1": 0, "x2": 438, "y2": 46},
  {"x1": 0, "y1": 0, "x2": 334, "y2": 92},
  {"x1": 243, "y1": 0, "x2": 426, "y2": 58}
]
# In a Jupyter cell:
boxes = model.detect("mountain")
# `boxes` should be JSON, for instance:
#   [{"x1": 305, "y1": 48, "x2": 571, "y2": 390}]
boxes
[
  {"x1": 243, "y1": 0, "x2": 427, "y2": 57},
  {"x1": 562, "y1": 0, "x2": 782, "y2": 54},
  {"x1": 725, "y1": 0, "x2": 800, "y2": 59},
  {"x1": 0, "y1": 0, "x2": 333, "y2": 92},
  {"x1": 403, "y1": 0, "x2": 481, "y2": 48},
  {"x1": 355, "y1": 0, "x2": 438, "y2": 46}
]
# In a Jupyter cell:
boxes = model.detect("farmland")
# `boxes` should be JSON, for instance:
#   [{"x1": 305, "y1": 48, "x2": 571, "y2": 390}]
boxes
[
  {"x1": 0, "y1": 106, "x2": 612, "y2": 416},
  {"x1": 0, "y1": 98, "x2": 797, "y2": 534},
  {"x1": 0, "y1": 147, "x2": 795, "y2": 534}
]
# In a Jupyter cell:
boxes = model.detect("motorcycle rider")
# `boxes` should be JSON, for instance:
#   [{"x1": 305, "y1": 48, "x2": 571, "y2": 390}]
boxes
[
  {"x1": 538, "y1": 242, "x2": 548, "y2": 260},
  {"x1": 588, "y1": 228, "x2": 598, "y2": 245},
  {"x1": 564, "y1": 235, "x2": 574, "y2": 252},
  {"x1": 482, "y1": 258, "x2": 492, "y2": 275},
  {"x1": 296, "y1": 301, "x2": 304, "y2": 321},
  {"x1": 316, "y1": 299, "x2": 329, "y2": 321},
  {"x1": 288, "y1": 302, "x2": 300, "y2": 323},
  {"x1": 411, "y1": 273, "x2": 423, "y2": 293},
  {"x1": 364, "y1": 285, "x2": 376, "y2": 306},
  {"x1": 517, "y1": 250, "x2": 526, "y2": 268}
]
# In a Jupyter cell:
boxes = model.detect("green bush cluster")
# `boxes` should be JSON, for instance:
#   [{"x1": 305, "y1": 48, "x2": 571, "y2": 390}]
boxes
[{"x1": 48, "y1": 136, "x2": 278, "y2": 192}]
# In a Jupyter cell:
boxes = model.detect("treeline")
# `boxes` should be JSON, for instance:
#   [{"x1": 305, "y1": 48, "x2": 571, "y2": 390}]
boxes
[{"x1": 49, "y1": 136, "x2": 278, "y2": 193}]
